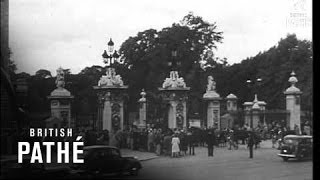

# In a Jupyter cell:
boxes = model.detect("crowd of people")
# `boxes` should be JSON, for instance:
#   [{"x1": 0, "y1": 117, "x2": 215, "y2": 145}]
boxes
[
  {"x1": 75, "y1": 123, "x2": 273, "y2": 158},
  {"x1": 75, "y1": 119, "x2": 313, "y2": 158},
  {"x1": 0, "y1": 119, "x2": 311, "y2": 156}
]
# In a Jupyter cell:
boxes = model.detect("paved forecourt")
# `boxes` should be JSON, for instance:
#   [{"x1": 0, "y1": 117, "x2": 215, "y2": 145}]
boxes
[{"x1": 131, "y1": 140, "x2": 312, "y2": 180}]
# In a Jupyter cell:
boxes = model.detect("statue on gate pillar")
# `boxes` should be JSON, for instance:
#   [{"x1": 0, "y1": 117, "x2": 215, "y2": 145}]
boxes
[
  {"x1": 159, "y1": 69, "x2": 190, "y2": 129},
  {"x1": 203, "y1": 75, "x2": 221, "y2": 129},
  {"x1": 284, "y1": 71, "x2": 302, "y2": 133},
  {"x1": 206, "y1": 76, "x2": 216, "y2": 92}
]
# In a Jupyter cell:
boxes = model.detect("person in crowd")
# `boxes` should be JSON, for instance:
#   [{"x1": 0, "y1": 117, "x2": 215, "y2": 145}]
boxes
[
  {"x1": 303, "y1": 121, "x2": 311, "y2": 135},
  {"x1": 244, "y1": 123, "x2": 249, "y2": 131},
  {"x1": 227, "y1": 130, "x2": 238, "y2": 150},
  {"x1": 253, "y1": 131, "x2": 261, "y2": 149},
  {"x1": 179, "y1": 130, "x2": 188, "y2": 156},
  {"x1": 154, "y1": 129, "x2": 162, "y2": 155},
  {"x1": 85, "y1": 130, "x2": 97, "y2": 146},
  {"x1": 101, "y1": 130, "x2": 109, "y2": 145},
  {"x1": 200, "y1": 128, "x2": 206, "y2": 147},
  {"x1": 277, "y1": 129, "x2": 284, "y2": 150},
  {"x1": 206, "y1": 127, "x2": 216, "y2": 157},
  {"x1": 271, "y1": 129, "x2": 277, "y2": 148},
  {"x1": 109, "y1": 129, "x2": 120, "y2": 148},
  {"x1": 248, "y1": 131, "x2": 255, "y2": 158},
  {"x1": 97, "y1": 131, "x2": 104, "y2": 145},
  {"x1": 294, "y1": 124, "x2": 300, "y2": 135},
  {"x1": 163, "y1": 132, "x2": 172, "y2": 156},
  {"x1": 263, "y1": 124, "x2": 268, "y2": 140},
  {"x1": 148, "y1": 129, "x2": 155, "y2": 152},
  {"x1": 122, "y1": 128, "x2": 128, "y2": 148},
  {"x1": 186, "y1": 129, "x2": 195, "y2": 155},
  {"x1": 132, "y1": 129, "x2": 139, "y2": 150},
  {"x1": 116, "y1": 129, "x2": 123, "y2": 148},
  {"x1": 171, "y1": 133, "x2": 180, "y2": 158},
  {"x1": 142, "y1": 129, "x2": 148, "y2": 151},
  {"x1": 128, "y1": 127, "x2": 134, "y2": 149}
]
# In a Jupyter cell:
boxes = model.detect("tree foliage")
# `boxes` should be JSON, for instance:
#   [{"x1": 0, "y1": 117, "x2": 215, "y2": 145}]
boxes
[
  {"x1": 18, "y1": 13, "x2": 311, "y2": 124},
  {"x1": 118, "y1": 12, "x2": 223, "y2": 114}
]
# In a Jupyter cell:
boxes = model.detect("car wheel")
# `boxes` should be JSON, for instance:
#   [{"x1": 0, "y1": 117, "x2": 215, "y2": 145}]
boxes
[{"x1": 282, "y1": 157, "x2": 288, "y2": 162}]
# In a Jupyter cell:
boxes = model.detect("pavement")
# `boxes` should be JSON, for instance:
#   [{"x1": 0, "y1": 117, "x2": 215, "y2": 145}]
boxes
[
  {"x1": 0, "y1": 140, "x2": 276, "y2": 164},
  {"x1": 119, "y1": 139, "x2": 275, "y2": 162},
  {"x1": 1, "y1": 140, "x2": 312, "y2": 179},
  {"x1": 121, "y1": 140, "x2": 313, "y2": 180}
]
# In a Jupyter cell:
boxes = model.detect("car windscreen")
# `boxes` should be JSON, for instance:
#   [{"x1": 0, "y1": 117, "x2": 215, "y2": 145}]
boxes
[{"x1": 283, "y1": 138, "x2": 299, "y2": 145}]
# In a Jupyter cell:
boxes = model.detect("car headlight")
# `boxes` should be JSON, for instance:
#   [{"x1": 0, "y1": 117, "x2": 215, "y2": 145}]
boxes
[
  {"x1": 283, "y1": 150, "x2": 287, "y2": 153},
  {"x1": 133, "y1": 156, "x2": 138, "y2": 160}
]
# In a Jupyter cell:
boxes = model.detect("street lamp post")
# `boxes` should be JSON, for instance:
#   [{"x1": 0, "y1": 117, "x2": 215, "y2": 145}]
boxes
[
  {"x1": 246, "y1": 78, "x2": 262, "y2": 129},
  {"x1": 102, "y1": 38, "x2": 124, "y2": 67},
  {"x1": 159, "y1": 48, "x2": 189, "y2": 129},
  {"x1": 167, "y1": 49, "x2": 181, "y2": 71},
  {"x1": 94, "y1": 37, "x2": 128, "y2": 131}
]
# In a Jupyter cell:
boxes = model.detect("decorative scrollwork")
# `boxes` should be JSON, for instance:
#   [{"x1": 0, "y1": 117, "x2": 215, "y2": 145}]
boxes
[
  {"x1": 162, "y1": 71, "x2": 187, "y2": 89},
  {"x1": 98, "y1": 68, "x2": 124, "y2": 87},
  {"x1": 111, "y1": 103, "x2": 121, "y2": 130},
  {"x1": 176, "y1": 103, "x2": 184, "y2": 128}
]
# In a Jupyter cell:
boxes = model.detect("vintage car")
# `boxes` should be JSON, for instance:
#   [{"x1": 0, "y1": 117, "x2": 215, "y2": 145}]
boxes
[
  {"x1": 277, "y1": 135, "x2": 313, "y2": 161},
  {"x1": 0, "y1": 155, "x2": 73, "y2": 179},
  {"x1": 73, "y1": 145, "x2": 142, "y2": 177}
]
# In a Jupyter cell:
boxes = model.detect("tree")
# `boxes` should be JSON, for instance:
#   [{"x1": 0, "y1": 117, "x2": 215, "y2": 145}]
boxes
[
  {"x1": 63, "y1": 68, "x2": 71, "y2": 75},
  {"x1": 35, "y1": 69, "x2": 52, "y2": 79},
  {"x1": 7, "y1": 48, "x2": 17, "y2": 78},
  {"x1": 218, "y1": 34, "x2": 312, "y2": 111},
  {"x1": 119, "y1": 12, "x2": 224, "y2": 116}
]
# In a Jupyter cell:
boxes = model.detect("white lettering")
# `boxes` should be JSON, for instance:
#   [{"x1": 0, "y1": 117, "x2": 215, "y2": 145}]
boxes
[
  {"x1": 60, "y1": 128, "x2": 65, "y2": 137},
  {"x1": 37, "y1": 129, "x2": 42, "y2": 137},
  {"x1": 42, "y1": 142, "x2": 54, "y2": 163},
  {"x1": 30, "y1": 129, "x2": 34, "y2": 137},
  {"x1": 57, "y1": 142, "x2": 69, "y2": 163},
  {"x1": 67, "y1": 129, "x2": 72, "y2": 137},
  {"x1": 18, "y1": 142, "x2": 30, "y2": 163},
  {"x1": 31, "y1": 142, "x2": 43, "y2": 163},
  {"x1": 73, "y1": 136, "x2": 84, "y2": 163}
]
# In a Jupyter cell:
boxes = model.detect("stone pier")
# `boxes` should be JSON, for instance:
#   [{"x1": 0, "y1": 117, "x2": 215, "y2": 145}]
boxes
[
  {"x1": 203, "y1": 76, "x2": 221, "y2": 130},
  {"x1": 94, "y1": 67, "x2": 128, "y2": 132},
  {"x1": 159, "y1": 71, "x2": 190, "y2": 129}
]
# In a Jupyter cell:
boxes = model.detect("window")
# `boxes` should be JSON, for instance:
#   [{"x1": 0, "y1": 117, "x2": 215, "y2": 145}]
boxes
[
  {"x1": 284, "y1": 138, "x2": 299, "y2": 145},
  {"x1": 110, "y1": 149, "x2": 120, "y2": 157}
]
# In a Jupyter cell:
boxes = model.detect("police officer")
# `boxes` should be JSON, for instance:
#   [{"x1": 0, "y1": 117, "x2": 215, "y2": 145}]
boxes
[{"x1": 248, "y1": 131, "x2": 255, "y2": 158}]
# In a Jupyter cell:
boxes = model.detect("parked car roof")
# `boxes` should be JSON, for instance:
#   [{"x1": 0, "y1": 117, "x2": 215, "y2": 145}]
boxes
[
  {"x1": 284, "y1": 135, "x2": 312, "y2": 139},
  {"x1": 83, "y1": 145, "x2": 119, "y2": 150}
]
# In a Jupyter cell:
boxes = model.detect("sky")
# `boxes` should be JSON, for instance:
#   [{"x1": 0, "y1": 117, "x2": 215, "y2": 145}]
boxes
[{"x1": 9, "y1": 0, "x2": 312, "y2": 76}]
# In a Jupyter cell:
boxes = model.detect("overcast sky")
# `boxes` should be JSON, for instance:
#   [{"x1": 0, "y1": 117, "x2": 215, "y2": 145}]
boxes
[{"x1": 9, "y1": 0, "x2": 312, "y2": 75}]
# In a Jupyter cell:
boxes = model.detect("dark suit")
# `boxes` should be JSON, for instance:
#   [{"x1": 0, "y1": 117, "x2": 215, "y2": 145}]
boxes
[
  {"x1": 186, "y1": 132, "x2": 195, "y2": 155},
  {"x1": 206, "y1": 129, "x2": 216, "y2": 156},
  {"x1": 248, "y1": 133, "x2": 255, "y2": 158}
]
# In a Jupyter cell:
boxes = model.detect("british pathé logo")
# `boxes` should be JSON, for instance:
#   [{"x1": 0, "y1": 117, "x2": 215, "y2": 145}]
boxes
[
  {"x1": 286, "y1": 0, "x2": 311, "y2": 28},
  {"x1": 18, "y1": 128, "x2": 84, "y2": 164}
]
